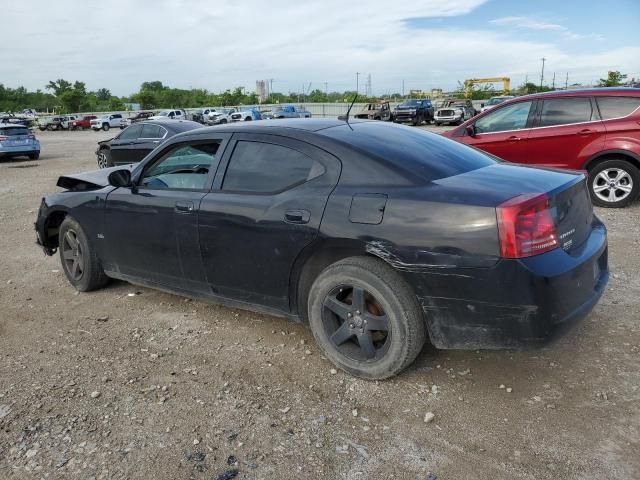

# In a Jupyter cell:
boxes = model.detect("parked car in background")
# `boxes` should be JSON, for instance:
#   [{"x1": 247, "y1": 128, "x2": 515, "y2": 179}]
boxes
[
  {"x1": 71, "y1": 115, "x2": 98, "y2": 130},
  {"x1": 191, "y1": 108, "x2": 220, "y2": 124},
  {"x1": 38, "y1": 117, "x2": 62, "y2": 132},
  {"x1": 36, "y1": 119, "x2": 608, "y2": 379},
  {"x1": 353, "y1": 101, "x2": 393, "y2": 121},
  {"x1": 444, "y1": 88, "x2": 640, "y2": 207},
  {"x1": 148, "y1": 109, "x2": 187, "y2": 121},
  {"x1": 207, "y1": 108, "x2": 236, "y2": 125},
  {"x1": 393, "y1": 99, "x2": 434, "y2": 125},
  {"x1": 0, "y1": 124, "x2": 40, "y2": 160},
  {"x1": 91, "y1": 114, "x2": 124, "y2": 131},
  {"x1": 120, "y1": 112, "x2": 155, "y2": 129},
  {"x1": 480, "y1": 95, "x2": 515, "y2": 113},
  {"x1": 231, "y1": 108, "x2": 262, "y2": 122},
  {"x1": 95, "y1": 119, "x2": 201, "y2": 168},
  {"x1": 434, "y1": 104, "x2": 473, "y2": 126},
  {"x1": 263, "y1": 105, "x2": 311, "y2": 119}
]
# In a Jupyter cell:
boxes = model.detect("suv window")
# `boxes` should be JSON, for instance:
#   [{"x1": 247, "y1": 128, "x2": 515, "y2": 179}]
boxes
[
  {"x1": 596, "y1": 96, "x2": 640, "y2": 119},
  {"x1": 141, "y1": 143, "x2": 220, "y2": 190},
  {"x1": 118, "y1": 124, "x2": 143, "y2": 140},
  {"x1": 223, "y1": 141, "x2": 324, "y2": 193},
  {"x1": 112, "y1": 114, "x2": 122, "y2": 119},
  {"x1": 474, "y1": 101, "x2": 533, "y2": 133},
  {"x1": 0, "y1": 127, "x2": 29, "y2": 136},
  {"x1": 539, "y1": 97, "x2": 592, "y2": 127},
  {"x1": 141, "y1": 124, "x2": 166, "y2": 139}
]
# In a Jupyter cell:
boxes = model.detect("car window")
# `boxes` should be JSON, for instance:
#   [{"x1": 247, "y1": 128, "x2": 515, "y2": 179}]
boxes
[
  {"x1": 596, "y1": 96, "x2": 640, "y2": 119},
  {"x1": 140, "y1": 124, "x2": 166, "y2": 139},
  {"x1": 141, "y1": 143, "x2": 220, "y2": 190},
  {"x1": 474, "y1": 101, "x2": 533, "y2": 134},
  {"x1": 118, "y1": 125, "x2": 143, "y2": 140},
  {"x1": 222, "y1": 141, "x2": 324, "y2": 193},
  {"x1": 539, "y1": 97, "x2": 592, "y2": 127}
]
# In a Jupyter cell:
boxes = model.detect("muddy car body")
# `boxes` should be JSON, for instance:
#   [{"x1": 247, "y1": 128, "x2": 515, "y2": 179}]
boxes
[{"x1": 354, "y1": 102, "x2": 393, "y2": 121}]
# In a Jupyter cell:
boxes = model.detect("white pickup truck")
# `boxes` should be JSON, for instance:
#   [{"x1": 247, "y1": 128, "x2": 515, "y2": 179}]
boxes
[
  {"x1": 148, "y1": 109, "x2": 187, "y2": 121},
  {"x1": 90, "y1": 114, "x2": 124, "y2": 131}
]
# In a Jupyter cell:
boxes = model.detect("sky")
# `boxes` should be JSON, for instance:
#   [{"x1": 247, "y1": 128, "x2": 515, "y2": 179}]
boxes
[{"x1": 1, "y1": 0, "x2": 639, "y2": 96}]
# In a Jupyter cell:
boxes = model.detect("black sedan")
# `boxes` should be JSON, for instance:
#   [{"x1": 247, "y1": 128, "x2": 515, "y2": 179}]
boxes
[
  {"x1": 36, "y1": 119, "x2": 608, "y2": 379},
  {"x1": 96, "y1": 119, "x2": 201, "y2": 168}
]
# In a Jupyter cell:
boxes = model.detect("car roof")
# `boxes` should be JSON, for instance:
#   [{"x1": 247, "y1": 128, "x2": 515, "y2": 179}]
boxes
[
  {"x1": 192, "y1": 118, "x2": 351, "y2": 133},
  {"x1": 137, "y1": 119, "x2": 202, "y2": 133},
  {"x1": 512, "y1": 87, "x2": 640, "y2": 101},
  {"x1": 0, "y1": 123, "x2": 28, "y2": 128}
]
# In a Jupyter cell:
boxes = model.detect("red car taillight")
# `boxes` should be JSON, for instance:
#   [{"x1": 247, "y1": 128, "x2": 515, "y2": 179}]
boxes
[
  {"x1": 0, "y1": 136, "x2": 7, "y2": 142},
  {"x1": 496, "y1": 193, "x2": 558, "y2": 258}
]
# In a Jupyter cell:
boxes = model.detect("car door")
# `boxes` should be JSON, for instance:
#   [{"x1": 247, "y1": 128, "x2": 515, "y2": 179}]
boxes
[
  {"x1": 460, "y1": 100, "x2": 535, "y2": 162},
  {"x1": 103, "y1": 135, "x2": 230, "y2": 292},
  {"x1": 198, "y1": 133, "x2": 341, "y2": 311},
  {"x1": 109, "y1": 124, "x2": 144, "y2": 165},
  {"x1": 526, "y1": 96, "x2": 605, "y2": 168}
]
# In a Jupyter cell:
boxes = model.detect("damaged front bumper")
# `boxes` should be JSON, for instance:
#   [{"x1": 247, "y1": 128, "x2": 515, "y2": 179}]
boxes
[{"x1": 34, "y1": 197, "x2": 57, "y2": 255}]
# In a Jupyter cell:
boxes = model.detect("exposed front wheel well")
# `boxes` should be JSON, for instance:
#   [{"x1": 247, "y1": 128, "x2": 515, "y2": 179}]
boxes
[{"x1": 44, "y1": 210, "x2": 68, "y2": 249}]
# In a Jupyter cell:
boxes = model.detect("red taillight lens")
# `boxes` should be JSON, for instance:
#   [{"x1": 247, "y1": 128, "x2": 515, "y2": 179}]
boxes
[
  {"x1": 0, "y1": 136, "x2": 7, "y2": 142},
  {"x1": 496, "y1": 193, "x2": 558, "y2": 258}
]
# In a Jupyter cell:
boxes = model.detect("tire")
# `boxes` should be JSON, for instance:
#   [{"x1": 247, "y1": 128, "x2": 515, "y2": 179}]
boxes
[
  {"x1": 434, "y1": 122, "x2": 441, "y2": 126},
  {"x1": 102, "y1": 123, "x2": 110, "y2": 131},
  {"x1": 588, "y1": 159, "x2": 640, "y2": 208},
  {"x1": 245, "y1": 116, "x2": 252, "y2": 121},
  {"x1": 38, "y1": 126, "x2": 46, "y2": 131},
  {"x1": 96, "y1": 148, "x2": 112, "y2": 169},
  {"x1": 220, "y1": 118, "x2": 227, "y2": 124},
  {"x1": 307, "y1": 256, "x2": 426, "y2": 380},
  {"x1": 58, "y1": 217, "x2": 109, "y2": 292},
  {"x1": 28, "y1": 152, "x2": 40, "y2": 160}
]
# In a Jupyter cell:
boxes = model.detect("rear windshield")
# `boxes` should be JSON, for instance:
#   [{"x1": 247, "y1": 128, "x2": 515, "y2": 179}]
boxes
[
  {"x1": 0, "y1": 127, "x2": 29, "y2": 136},
  {"x1": 321, "y1": 122, "x2": 496, "y2": 181}
]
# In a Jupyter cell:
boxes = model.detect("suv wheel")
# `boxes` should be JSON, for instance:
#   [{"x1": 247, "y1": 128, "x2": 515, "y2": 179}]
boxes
[
  {"x1": 102, "y1": 123, "x2": 110, "y2": 131},
  {"x1": 588, "y1": 159, "x2": 639, "y2": 208},
  {"x1": 307, "y1": 256, "x2": 426, "y2": 379}
]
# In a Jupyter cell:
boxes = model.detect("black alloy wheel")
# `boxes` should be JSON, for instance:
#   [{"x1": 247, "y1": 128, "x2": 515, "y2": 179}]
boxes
[{"x1": 61, "y1": 228, "x2": 85, "y2": 282}]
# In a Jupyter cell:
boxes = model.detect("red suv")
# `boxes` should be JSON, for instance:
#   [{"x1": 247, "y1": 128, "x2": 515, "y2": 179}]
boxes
[{"x1": 444, "y1": 88, "x2": 640, "y2": 207}]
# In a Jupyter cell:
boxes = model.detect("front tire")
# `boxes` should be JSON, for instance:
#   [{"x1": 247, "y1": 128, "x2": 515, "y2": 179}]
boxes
[
  {"x1": 59, "y1": 217, "x2": 109, "y2": 292},
  {"x1": 588, "y1": 159, "x2": 639, "y2": 208},
  {"x1": 308, "y1": 256, "x2": 426, "y2": 380},
  {"x1": 102, "y1": 123, "x2": 110, "y2": 131},
  {"x1": 28, "y1": 152, "x2": 40, "y2": 160}
]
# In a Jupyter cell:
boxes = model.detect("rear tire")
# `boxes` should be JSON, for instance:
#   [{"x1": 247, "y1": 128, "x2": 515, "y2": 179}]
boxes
[
  {"x1": 97, "y1": 148, "x2": 112, "y2": 168},
  {"x1": 588, "y1": 159, "x2": 639, "y2": 208},
  {"x1": 307, "y1": 256, "x2": 426, "y2": 380},
  {"x1": 59, "y1": 217, "x2": 109, "y2": 292},
  {"x1": 28, "y1": 152, "x2": 40, "y2": 160}
]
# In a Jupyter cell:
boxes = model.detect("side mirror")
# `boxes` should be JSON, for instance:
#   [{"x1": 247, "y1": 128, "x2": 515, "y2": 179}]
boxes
[
  {"x1": 108, "y1": 169, "x2": 132, "y2": 188},
  {"x1": 465, "y1": 125, "x2": 476, "y2": 137}
]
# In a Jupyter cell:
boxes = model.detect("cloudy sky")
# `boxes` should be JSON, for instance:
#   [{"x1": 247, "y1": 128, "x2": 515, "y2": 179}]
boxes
[{"x1": 2, "y1": 0, "x2": 639, "y2": 96}]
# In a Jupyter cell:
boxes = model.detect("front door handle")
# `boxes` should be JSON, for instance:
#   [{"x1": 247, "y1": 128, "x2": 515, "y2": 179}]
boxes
[
  {"x1": 577, "y1": 129, "x2": 593, "y2": 136},
  {"x1": 284, "y1": 209, "x2": 310, "y2": 224},
  {"x1": 507, "y1": 135, "x2": 521, "y2": 142},
  {"x1": 175, "y1": 201, "x2": 194, "y2": 213}
]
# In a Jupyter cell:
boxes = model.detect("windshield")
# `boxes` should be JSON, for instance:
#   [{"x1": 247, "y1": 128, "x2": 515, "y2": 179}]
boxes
[
  {"x1": 157, "y1": 111, "x2": 170, "y2": 116},
  {"x1": 487, "y1": 97, "x2": 509, "y2": 106},
  {"x1": 399, "y1": 100, "x2": 420, "y2": 107}
]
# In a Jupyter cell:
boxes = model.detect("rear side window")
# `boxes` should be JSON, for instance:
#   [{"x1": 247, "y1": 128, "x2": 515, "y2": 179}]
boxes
[
  {"x1": 596, "y1": 96, "x2": 640, "y2": 119},
  {"x1": 118, "y1": 125, "x2": 142, "y2": 140},
  {"x1": 539, "y1": 97, "x2": 592, "y2": 127},
  {"x1": 141, "y1": 124, "x2": 165, "y2": 138},
  {"x1": 223, "y1": 141, "x2": 324, "y2": 193}
]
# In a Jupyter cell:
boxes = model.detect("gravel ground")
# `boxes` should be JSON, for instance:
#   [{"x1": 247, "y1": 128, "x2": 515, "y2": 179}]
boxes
[{"x1": 1, "y1": 127, "x2": 639, "y2": 480}]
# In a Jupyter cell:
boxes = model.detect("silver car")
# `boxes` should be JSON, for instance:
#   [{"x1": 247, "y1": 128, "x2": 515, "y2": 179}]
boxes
[{"x1": 434, "y1": 105, "x2": 473, "y2": 126}]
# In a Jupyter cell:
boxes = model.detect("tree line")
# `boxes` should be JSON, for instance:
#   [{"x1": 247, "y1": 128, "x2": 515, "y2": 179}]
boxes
[{"x1": 0, "y1": 72, "x2": 630, "y2": 114}]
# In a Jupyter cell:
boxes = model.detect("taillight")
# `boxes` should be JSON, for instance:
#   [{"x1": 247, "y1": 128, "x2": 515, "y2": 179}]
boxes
[
  {"x1": 0, "y1": 136, "x2": 7, "y2": 142},
  {"x1": 496, "y1": 193, "x2": 558, "y2": 258}
]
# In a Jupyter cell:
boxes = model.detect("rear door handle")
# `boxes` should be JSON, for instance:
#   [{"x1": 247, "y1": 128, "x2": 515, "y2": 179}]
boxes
[
  {"x1": 507, "y1": 135, "x2": 521, "y2": 142},
  {"x1": 175, "y1": 201, "x2": 194, "y2": 213},
  {"x1": 578, "y1": 129, "x2": 593, "y2": 136},
  {"x1": 284, "y1": 209, "x2": 310, "y2": 224}
]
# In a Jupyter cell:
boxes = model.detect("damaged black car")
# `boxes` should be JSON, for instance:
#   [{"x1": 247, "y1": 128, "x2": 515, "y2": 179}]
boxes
[{"x1": 35, "y1": 119, "x2": 608, "y2": 379}]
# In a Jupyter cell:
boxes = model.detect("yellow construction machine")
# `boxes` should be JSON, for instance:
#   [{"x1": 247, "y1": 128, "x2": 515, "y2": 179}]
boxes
[{"x1": 463, "y1": 77, "x2": 510, "y2": 97}]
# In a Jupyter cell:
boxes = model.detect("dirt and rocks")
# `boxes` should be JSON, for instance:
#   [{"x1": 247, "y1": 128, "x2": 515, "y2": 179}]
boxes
[{"x1": 0, "y1": 128, "x2": 639, "y2": 479}]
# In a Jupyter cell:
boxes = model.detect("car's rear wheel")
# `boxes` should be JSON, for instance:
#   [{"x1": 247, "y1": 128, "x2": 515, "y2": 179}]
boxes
[
  {"x1": 59, "y1": 217, "x2": 109, "y2": 292},
  {"x1": 28, "y1": 152, "x2": 40, "y2": 160},
  {"x1": 308, "y1": 256, "x2": 426, "y2": 379},
  {"x1": 245, "y1": 116, "x2": 252, "y2": 121},
  {"x1": 588, "y1": 159, "x2": 639, "y2": 208},
  {"x1": 102, "y1": 123, "x2": 110, "y2": 131},
  {"x1": 220, "y1": 119, "x2": 227, "y2": 124},
  {"x1": 97, "y1": 148, "x2": 112, "y2": 168}
]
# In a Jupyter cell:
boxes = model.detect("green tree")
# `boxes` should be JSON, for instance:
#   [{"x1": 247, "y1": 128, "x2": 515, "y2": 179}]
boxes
[
  {"x1": 598, "y1": 71, "x2": 627, "y2": 87},
  {"x1": 46, "y1": 79, "x2": 72, "y2": 96}
]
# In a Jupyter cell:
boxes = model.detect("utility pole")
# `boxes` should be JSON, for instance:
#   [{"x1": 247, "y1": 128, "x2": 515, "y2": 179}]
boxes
[
  {"x1": 565, "y1": 72, "x2": 569, "y2": 89},
  {"x1": 540, "y1": 57, "x2": 546, "y2": 88},
  {"x1": 552, "y1": 72, "x2": 556, "y2": 89},
  {"x1": 356, "y1": 72, "x2": 360, "y2": 94},
  {"x1": 402, "y1": 79, "x2": 405, "y2": 97},
  {"x1": 324, "y1": 82, "x2": 328, "y2": 97}
]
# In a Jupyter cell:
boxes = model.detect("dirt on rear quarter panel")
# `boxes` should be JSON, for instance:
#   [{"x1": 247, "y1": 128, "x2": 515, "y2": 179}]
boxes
[{"x1": 0, "y1": 128, "x2": 639, "y2": 479}]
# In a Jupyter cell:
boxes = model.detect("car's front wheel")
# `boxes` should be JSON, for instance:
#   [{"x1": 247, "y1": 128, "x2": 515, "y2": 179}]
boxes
[
  {"x1": 308, "y1": 256, "x2": 426, "y2": 379},
  {"x1": 102, "y1": 123, "x2": 110, "y2": 131},
  {"x1": 59, "y1": 217, "x2": 109, "y2": 292},
  {"x1": 97, "y1": 148, "x2": 112, "y2": 168},
  {"x1": 588, "y1": 159, "x2": 639, "y2": 208},
  {"x1": 28, "y1": 152, "x2": 40, "y2": 160}
]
